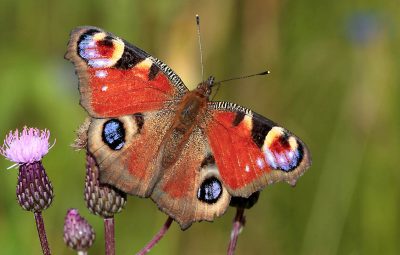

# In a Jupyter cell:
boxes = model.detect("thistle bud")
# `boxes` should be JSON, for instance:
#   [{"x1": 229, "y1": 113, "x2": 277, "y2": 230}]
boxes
[
  {"x1": 17, "y1": 161, "x2": 53, "y2": 212},
  {"x1": 64, "y1": 208, "x2": 95, "y2": 252},
  {"x1": 84, "y1": 153, "x2": 127, "y2": 218}
]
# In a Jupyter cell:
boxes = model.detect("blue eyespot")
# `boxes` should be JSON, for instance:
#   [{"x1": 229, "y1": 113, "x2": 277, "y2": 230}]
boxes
[
  {"x1": 102, "y1": 119, "x2": 125, "y2": 150},
  {"x1": 197, "y1": 177, "x2": 222, "y2": 204}
]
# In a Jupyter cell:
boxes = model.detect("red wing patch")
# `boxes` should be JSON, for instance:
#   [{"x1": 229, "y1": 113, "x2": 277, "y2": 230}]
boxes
[
  {"x1": 206, "y1": 111, "x2": 269, "y2": 193},
  {"x1": 85, "y1": 66, "x2": 176, "y2": 117},
  {"x1": 206, "y1": 102, "x2": 311, "y2": 197},
  {"x1": 65, "y1": 26, "x2": 188, "y2": 118}
]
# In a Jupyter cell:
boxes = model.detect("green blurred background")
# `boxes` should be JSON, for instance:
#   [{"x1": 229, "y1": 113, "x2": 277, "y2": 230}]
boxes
[{"x1": 0, "y1": 0, "x2": 398, "y2": 254}]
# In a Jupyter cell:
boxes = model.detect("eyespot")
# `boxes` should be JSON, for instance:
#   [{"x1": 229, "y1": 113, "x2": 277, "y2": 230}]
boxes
[
  {"x1": 77, "y1": 31, "x2": 124, "y2": 68},
  {"x1": 262, "y1": 127, "x2": 304, "y2": 172},
  {"x1": 197, "y1": 177, "x2": 222, "y2": 204},
  {"x1": 102, "y1": 119, "x2": 125, "y2": 150}
]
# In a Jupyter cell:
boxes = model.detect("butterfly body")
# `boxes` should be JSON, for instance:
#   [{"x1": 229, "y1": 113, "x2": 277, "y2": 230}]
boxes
[
  {"x1": 66, "y1": 26, "x2": 311, "y2": 229},
  {"x1": 159, "y1": 79, "x2": 212, "y2": 170}
]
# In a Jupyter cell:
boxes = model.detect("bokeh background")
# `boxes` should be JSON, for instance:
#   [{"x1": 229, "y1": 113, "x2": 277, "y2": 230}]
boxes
[{"x1": 0, "y1": 0, "x2": 398, "y2": 254}]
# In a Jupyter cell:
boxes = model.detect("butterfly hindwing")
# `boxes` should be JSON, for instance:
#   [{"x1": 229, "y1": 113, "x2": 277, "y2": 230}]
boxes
[
  {"x1": 151, "y1": 127, "x2": 231, "y2": 229},
  {"x1": 87, "y1": 110, "x2": 175, "y2": 197},
  {"x1": 205, "y1": 102, "x2": 311, "y2": 197},
  {"x1": 65, "y1": 26, "x2": 188, "y2": 118}
]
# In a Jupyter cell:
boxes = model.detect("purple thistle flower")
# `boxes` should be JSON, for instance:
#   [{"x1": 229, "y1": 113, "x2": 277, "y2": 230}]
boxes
[
  {"x1": 64, "y1": 208, "x2": 95, "y2": 253},
  {"x1": 0, "y1": 127, "x2": 54, "y2": 212},
  {"x1": 0, "y1": 126, "x2": 55, "y2": 255},
  {"x1": 1, "y1": 127, "x2": 52, "y2": 166}
]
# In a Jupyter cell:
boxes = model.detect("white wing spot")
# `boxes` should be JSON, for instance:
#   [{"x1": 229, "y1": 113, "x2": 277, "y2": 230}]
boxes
[
  {"x1": 89, "y1": 59, "x2": 112, "y2": 68},
  {"x1": 265, "y1": 150, "x2": 277, "y2": 169},
  {"x1": 95, "y1": 70, "x2": 108, "y2": 78},
  {"x1": 256, "y1": 157, "x2": 265, "y2": 170},
  {"x1": 245, "y1": 165, "x2": 250, "y2": 172},
  {"x1": 101, "y1": 85, "x2": 108, "y2": 92}
]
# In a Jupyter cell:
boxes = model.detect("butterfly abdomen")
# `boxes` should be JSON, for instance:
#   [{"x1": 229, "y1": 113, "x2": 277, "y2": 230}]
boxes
[{"x1": 160, "y1": 91, "x2": 208, "y2": 170}]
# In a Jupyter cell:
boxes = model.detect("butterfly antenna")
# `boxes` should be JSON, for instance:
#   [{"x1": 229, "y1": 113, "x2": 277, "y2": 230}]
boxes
[
  {"x1": 196, "y1": 14, "x2": 205, "y2": 82},
  {"x1": 211, "y1": 70, "x2": 270, "y2": 101},
  {"x1": 213, "y1": 70, "x2": 270, "y2": 86}
]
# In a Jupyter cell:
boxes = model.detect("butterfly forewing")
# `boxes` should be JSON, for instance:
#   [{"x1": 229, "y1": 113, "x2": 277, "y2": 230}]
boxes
[
  {"x1": 205, "y1": 102, "x2": 311, "y2": 197},
  {"x1": 66, "y1": 26, "x2": 191, "y2": 198},
  {"x1": 65, "y1": 26, "x2": 188, "y2": 118}
]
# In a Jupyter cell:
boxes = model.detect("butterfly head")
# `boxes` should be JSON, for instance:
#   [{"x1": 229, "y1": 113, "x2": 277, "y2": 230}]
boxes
[{"x1": 196, "y1": 76, "x2": 215, "y2": 98}]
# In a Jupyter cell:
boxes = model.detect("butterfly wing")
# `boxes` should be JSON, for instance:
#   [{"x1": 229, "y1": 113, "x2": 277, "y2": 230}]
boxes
[
  {"x1": 205, "y1": 102, "x2": 311, "y2": 198},
  {"x1": 66, "y1": 27, "x2": 189, "y2": 197},
  {"x1": 65, "y1": 26, "x2": 188, "y2": 118},
  {"x1": 87, "y1": 110, "x2": 176, "y2": 197}
]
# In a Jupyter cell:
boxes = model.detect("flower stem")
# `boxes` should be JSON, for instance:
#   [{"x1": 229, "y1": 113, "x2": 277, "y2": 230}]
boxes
[
  {"x1": 136, "y1": 217, "x2": 173, "y2": 255},
  {"x1": 34, "y1": 212, "x2": 51, "y2": 255},
  {"x1": 104, "y1": 217, "x2": 115, "y2": 255},
  {"x1": 227, "y1": 208, "x2": 245, "y2": 255},
  {"x1": 77, "y1": 251, "x2": 88, "y2": 255}
]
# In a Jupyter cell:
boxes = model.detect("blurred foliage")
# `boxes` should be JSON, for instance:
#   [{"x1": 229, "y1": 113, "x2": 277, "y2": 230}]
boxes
[{"x1": 0, "y1": 0, "x2": 398, "y2": 254}]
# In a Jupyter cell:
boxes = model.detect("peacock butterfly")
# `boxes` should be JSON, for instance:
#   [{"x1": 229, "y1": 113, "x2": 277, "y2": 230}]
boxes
[{"x1": 65, "y1": 26, "x2": 311, "y2": 229}]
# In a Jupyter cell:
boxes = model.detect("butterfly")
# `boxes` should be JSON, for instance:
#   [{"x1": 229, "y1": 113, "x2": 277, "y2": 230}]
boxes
[{"x1": 65, "y1": 26, "x2": 311, "y2": 230}]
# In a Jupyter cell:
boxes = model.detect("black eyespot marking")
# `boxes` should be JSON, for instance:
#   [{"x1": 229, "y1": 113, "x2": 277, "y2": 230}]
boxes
[
  {"x1": 294, "y1": 142, "x2": 305, "y2": 169},
  {"x1": 98, "y1": 36, "x2": 114, "y2": 47},
  {"x1": 280, "y1": 132, "x2": 290, "y2": 145},
  {"x1": 230, "y1": 191, "x2": 260, "y2": 209},
  {"x1": 102, "y1": 119, "x2": 125, "y2": 150},
  {"x1": 232, "y1": 112, "x2": 245, "y2": 126},
  {"x1": 83, "y1": 29, "x2": 100, "y2": 37},
  {"x1": 104, "y1": 35, "x2": 114, "y2": 41},
  {"x1": 134, "y1": 113, "x2": 144, "y2": 133},
  {"x1": 197, "y1": 177, "x2": 222, "y2": 204},
  {"x1": 200, "y1": 154, "x2": 215, "y2": 168},
  {"x1": 148, "y1": 63, "x2": 160, "y2": 80},
  {"x1": 114, "y1": 41, "x2": 146, "y2": 70}
]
